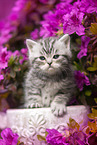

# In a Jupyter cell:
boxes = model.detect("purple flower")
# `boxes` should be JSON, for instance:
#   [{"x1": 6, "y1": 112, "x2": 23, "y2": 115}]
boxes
[
  {"x1": 0, "y1": 22, "x2": 16, "y2": 46},
  {"x1": 0, "y1": 47, "x2": 8, "y2": 70},
  {"x1": 69, "y1": 131, "x2": 86, "y2": 145},
  {"x1": 30, "y1": 29, "x2": 39, "y2": 40},
  {"x1": 40, "y1": 11, "x2": 59, "y2": 37},
  {"x1": 19, "y1": 48, "x2": 28, "y2": 64},
  {"x1": 75, "y1": 71, "x2": 90, "y2": 91},
  {"x1": 77, "y1": 36, "x2": 90, "y2": 59},
  {"x1": 82, "y1": 0, "x2": 97, "y2": 13},
  {"x1": 0, "y1": 73, "x2": 4, "y2": 81},
  {"x1": 40, "y1": 2, "x2": 72, "y2": 37},
  {"x1": 46, "y1": 129, "x2": 68, "y2": 145},
  {"x1": 0, "y1": 128, "x2": 19, "y2": 145},
  {"x1": 63, "y1": 9, "x2": 85, "y2": 36}
]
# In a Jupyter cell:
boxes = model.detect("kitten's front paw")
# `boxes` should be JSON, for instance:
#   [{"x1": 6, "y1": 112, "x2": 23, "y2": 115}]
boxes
[
  {"x1": 51, "y1": 102, "x2": 67, "y2": 116},
  {"x1": 24, "y1": 102, "x2": 43, "y2": 108}
]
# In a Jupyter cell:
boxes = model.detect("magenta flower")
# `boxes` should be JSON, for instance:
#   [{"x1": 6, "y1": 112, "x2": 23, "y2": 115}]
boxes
[
  {"x1": 0, "y1": 22, "x2": 16, "y2": 46},
  {"x1": 0, "y1": 47, "x2": 8, "y2": 70},
  {"x1": 19, "y1": 48, "x2": 28, "y2": 64},
  {"x1": 77, "y1": 36, "x2": 90, "y2": 59},
  {"x1": 40, "y1": 2, "x2": 72, "y2": 37},
  {"x1": 63, "y1": 9, "x2": 85, "y2": 36},
  {"x1": 30, "y1": 29, "x2": 39, "y2": 40},
  {"x1": 0, "y1": 73, "x2": 4, "y2": 81},
  {"x1": 81, "y1": 0, "x2": 97, "y2": 13},
  {"x1": 75, "y1": 71, "x2": 90, "y2": 91},
  {"x1": 46, "y1": 129, "x2": 68, "y2": 145},
  {"x1": 0, "y1": 128, "x2": 19, "y2": 145},
  {"x1": 69, "y1": 131, "x2": 86, "y2": 145}
]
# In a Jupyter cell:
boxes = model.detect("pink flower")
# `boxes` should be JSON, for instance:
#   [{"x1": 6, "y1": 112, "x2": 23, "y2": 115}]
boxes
[
  {"x1": 30, "y1": 29, "x2": 39, "y2": 40},
  {"x1": 69, "y1": 131, "x2": 86, "y2": 145},
  {"x1": 0, "y1": 47, "x2": 8, "y2": 69},
  {"x1": 19, "y1": 48, "x2": 28, "y2": 64},
  {"x1": 75, "y1": 71, "x2": 90, "y2": 91},
  {"x1": 0, "y1": 74, "x2": 4, "y2": 81},
  {"x1": 46, "y1": 129, "x2": 68, "y2": 145},
  {"x1": 0, "y1": 128, "x2": 19, "y2": 145},
  {"x1": 77, "y1": 36, "x2": 90, "y2": 59},
  {"x1": 63, "y1": 9, "x2": 85, "y2": 36}
]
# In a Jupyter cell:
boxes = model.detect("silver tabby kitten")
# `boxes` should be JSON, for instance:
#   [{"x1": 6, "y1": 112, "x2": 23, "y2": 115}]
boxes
[{"x1": 24, "y1": 34, "x2": 76, "y2": 116}]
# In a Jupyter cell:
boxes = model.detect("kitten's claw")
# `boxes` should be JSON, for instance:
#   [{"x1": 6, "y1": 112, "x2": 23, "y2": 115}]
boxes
[
  {"x1": 24, "y1": 102, "x2": 43, "y2": 108},
  {"x1": 51, "y1": 102, "x2": 67, "y2": 116}
]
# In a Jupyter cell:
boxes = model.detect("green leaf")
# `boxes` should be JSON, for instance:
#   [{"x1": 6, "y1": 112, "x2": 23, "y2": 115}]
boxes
[
  {"x1": 8, "y1": 56, "x2": 15, "y2": 66},
  {"x1": 87, "y1": 67, "x2": 97, "y2": 71},
  {"x1": 94, "y1": 98, "x2": 97, "y2": 104},
  {"x1": 90, "y1": 23, "x2": 97, "y2": 35},
  {"x1": 67, "y1": 118, "x2": 80, "y2": 130},
  {"x1": 37, "y1": 135, "x2": 46, "y2": 141},
  {"x1": 73, "y1": 61, "x2": 82, "y2": 70},
  {"x1": 92, "y1": 108, "x2": 97, "y2": 114},
  {"x1": 88, "y1": 108, "x2": 97, "y2": 119},
  {"x1": 85, "y1": 90, "x2": 92, "y2": 96},
  {"x1": 13, "y1": 66, "x2": 21, "y2": 72},
  {"x1": 10, "y1": 70, "x2": 16, "y2": 78}
]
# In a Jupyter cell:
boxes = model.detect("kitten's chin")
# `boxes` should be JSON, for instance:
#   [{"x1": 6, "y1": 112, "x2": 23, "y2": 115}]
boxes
[{"x1": 47, "y1": 67, "x2": 55, "y2": 74}]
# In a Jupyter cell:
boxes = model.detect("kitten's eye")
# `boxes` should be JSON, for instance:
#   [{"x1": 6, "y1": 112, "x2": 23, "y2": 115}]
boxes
[
  {"x1": 53, "y1": 55, "x2": 59, "y2": 59},
  {"x1": 39, "y1": 56, "x2": 45, "y2": 60}
]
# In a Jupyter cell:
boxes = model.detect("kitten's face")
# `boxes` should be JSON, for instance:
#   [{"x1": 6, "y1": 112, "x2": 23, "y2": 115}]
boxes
[{"x1": 26, "y1": 34, "x2": 71, "y2": 75}]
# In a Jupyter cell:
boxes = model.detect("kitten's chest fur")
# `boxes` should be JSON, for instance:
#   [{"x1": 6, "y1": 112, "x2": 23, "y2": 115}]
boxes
[{"x1": 41, "y1": 81, "x2": 61, "y2": 107}]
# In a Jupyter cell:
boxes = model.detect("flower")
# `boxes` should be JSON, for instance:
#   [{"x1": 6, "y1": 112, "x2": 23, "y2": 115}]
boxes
[
  {"x1": 0, "y1": 47, "x2": 8, "y2": 70},
  {"x1": 0, "y1": 74, "x2": 4, "y2": 81},
  {"x1": 83, "y1": 0, "x2": 97, "y2": 13},
  {"x1": 19, "y1": 48, "x2": 28, "y2": 64},
  {"x1": 75, "y1": 71, "x2": 90, "y2": 91},
  {"x1": 0, "y1": 128, "x2": 19, "y2": 145},
  {"x1": 63, "y1": 9, "x2": 85, "y2": 36},
  {"x1": 40, "y1": 2, "x2": 72, "y2": 37},
  {"x1": 77, "y1": 36, "x2": 90, "y2": 59},
  {"x1": 30, "y1": 29, "x2": 39, "y2": 40},
  {"x1": 69, "y1": 131, "x2": 86, "y2": 145},
  {"x1": 46, "y1": 129, "x2": 68, "y2": 145}
]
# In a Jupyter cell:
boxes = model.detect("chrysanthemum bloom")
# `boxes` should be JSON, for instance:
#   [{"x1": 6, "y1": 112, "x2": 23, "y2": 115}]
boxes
[
  {"x1": 0, "y1": 128, "x2": 19, "y2": 145},
  {"x1": 75, "y1": 70, "x2": 90, "y2": 91}
]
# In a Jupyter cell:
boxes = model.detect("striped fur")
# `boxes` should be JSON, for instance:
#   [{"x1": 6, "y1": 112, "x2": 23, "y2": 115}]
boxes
[{"x1": 24, "y1": 34, "x2": 76, "y2": 116}]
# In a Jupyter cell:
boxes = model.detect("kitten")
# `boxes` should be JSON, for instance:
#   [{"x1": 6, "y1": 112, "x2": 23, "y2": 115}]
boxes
[{"x1": 24, "y1": 34, "x2": 76, "y2": 116}]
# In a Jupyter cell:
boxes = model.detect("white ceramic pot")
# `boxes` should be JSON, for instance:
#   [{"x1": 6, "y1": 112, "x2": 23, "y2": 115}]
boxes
[{"x1": 7, "y1": 105, "x2": 89, "y2": 145}]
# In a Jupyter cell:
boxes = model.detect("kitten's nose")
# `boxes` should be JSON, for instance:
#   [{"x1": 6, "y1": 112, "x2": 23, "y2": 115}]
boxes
[{"x1": 47, "y1": 62, "x2": 52, "y2": 66}]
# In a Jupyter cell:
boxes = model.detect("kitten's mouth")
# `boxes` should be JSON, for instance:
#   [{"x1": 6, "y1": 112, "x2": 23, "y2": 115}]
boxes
[{"x1": 47, "y1": 66, "x2": 55, "y2": 73}]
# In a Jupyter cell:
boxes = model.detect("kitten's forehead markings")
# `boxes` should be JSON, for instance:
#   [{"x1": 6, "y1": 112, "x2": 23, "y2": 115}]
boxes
[
  {"x1": 49, "y1": 39, "x2": 56, "y2": 53},
  {"x1": 55, "y1": 49, "x2": 58, "y2": 53},
  {"x1": 40, "y1": 41, "x2": 48, "y2": 55}
]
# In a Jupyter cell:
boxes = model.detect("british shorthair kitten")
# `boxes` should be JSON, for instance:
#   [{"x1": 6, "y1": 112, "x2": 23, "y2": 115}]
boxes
[{"x1": 24, "y1": 34, "x2": 76, "y2": 116}]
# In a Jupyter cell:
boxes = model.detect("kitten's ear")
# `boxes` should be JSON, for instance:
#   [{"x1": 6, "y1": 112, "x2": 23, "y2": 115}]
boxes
[
  {"x1": 59, "y1": 34, "x2": 70, "y2": 49},
  {"x1": 26, "y1": 39, "x2": 37, "y2": 51}
]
